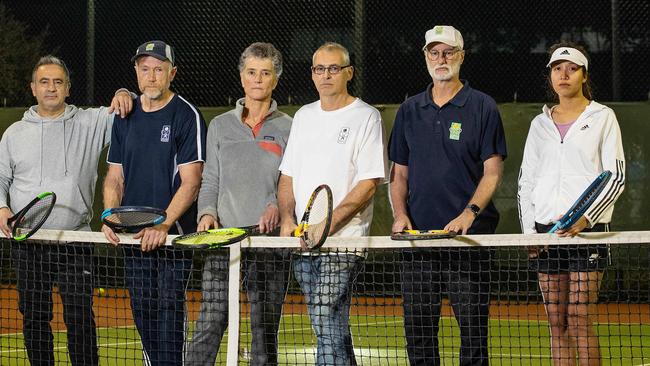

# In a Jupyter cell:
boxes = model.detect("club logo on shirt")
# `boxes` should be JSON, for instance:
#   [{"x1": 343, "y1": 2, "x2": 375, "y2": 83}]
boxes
[
  {"x1": 581, "y1": 124, "x2": 589, "y2": 130},
  {"x1": 449, "y1": 122, "x2": 462, "y2": 141},
  {"x1": 338, "y1": 127, "x2": 350, "y2": 144},
  {"x1": 160, "y1": 125, "x2": 171, "y2": 142},
  {"x1": 263, "y1": 136, "x2": 275, "y2": 141}
]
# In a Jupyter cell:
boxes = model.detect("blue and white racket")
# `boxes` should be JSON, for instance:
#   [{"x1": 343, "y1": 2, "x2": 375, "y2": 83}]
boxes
[{"x1": 548, "y1": 170, "x2": 612, "y2": 233}]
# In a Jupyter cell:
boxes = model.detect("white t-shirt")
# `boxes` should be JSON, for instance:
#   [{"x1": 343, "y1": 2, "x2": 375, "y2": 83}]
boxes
[{"x1": 279, "y1": 98, "x2": 387, "y2": 237}]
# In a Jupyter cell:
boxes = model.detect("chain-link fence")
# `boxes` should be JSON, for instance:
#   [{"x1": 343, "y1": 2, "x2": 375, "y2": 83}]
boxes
[{"x1": 2, "y1": 0, "x2": 649, "y2": 107}]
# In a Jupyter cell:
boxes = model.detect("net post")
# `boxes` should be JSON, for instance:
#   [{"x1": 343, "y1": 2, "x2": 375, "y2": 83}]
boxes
[{"x1": 225, "y1": 241, "x2": 242, "y2": 366}]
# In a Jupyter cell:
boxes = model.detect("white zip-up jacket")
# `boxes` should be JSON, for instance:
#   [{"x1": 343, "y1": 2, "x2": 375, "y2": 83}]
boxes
[{"x1": 517, "y1": 101, "x2": 625, "y2": 234}]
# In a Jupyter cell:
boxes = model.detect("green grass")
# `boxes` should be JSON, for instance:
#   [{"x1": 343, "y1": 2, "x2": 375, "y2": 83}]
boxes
[{"x1": 3, "y1": 315, "x2": 650, "y2": 365}]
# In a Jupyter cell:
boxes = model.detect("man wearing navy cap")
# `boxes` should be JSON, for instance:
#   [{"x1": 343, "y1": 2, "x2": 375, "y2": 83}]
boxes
[
  {"x1": 102, "y1": 40, "x2": 207, "y2": 365},
  {"x1": 388, "y1": 25, "x2": 506, "y2": 366}
]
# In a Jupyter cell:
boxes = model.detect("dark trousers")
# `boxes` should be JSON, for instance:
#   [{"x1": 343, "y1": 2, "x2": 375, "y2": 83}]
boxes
[
  {"x1": 123, "y1": 247, "x2": 192, "y2": 366},
  {"x1": 244, "y1": 249, "x2": 291, "y2": 366},
  {"x1": 11, "y1": 242, "x2": 98, "y2": 366},
  {"x1": 185, "y1": 249, "x2": 290, "y2": 366},
  {"x1": 401, "y1": 248, "x2": 491, "y2": 366}
]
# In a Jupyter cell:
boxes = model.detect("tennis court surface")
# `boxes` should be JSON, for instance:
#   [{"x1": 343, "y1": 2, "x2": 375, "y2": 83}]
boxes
[{"x1": 2, "y1": 230, "x2": 650, "y2": 365}]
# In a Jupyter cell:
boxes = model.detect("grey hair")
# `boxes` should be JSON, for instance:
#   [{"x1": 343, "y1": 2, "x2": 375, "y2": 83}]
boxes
[
  {"x1": 238, "y1": 42, "x2": 283, "y2": 78},
  {"x1": 32, "y1": 55, "x2": 71, "y2": 85},
  {"x1": 312, "y1": 42, "x2": 350, "y2": 66}
]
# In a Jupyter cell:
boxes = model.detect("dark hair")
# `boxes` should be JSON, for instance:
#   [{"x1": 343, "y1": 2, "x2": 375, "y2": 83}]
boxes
[
  {"x1": 546, "y1": 42, "x2": 592, "y2": 100},
  {"x1": 32, "y1": 55, "x2": 71, "y2": 86}
]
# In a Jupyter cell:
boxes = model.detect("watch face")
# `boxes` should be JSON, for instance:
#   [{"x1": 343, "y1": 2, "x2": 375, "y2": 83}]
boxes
[{"x1": 468, "y1": 204, "x2": 480, "y2": 216}]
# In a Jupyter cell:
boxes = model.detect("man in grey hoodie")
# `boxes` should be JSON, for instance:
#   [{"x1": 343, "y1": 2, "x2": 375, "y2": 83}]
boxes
[{"x1": 0, "y1": 55, "x2": 133, "y2": 366}]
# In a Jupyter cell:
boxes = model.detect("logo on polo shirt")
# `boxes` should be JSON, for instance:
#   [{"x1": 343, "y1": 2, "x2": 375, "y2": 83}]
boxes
[
  {"x1": 449, "y1": 122, "x2": 462, "y2": 140},
  {"x1": 263, "y1": 136, "x2": 275, "y2": 141},
  {"x1": 581, "y1": 124, "x2": 589, "y2": 130},
  {"x1": 338, "y1": 127, "x2": 350, "y2": 144},
  {"x1": 161, "y1": 125, "x2": 171, "y2": 142}
]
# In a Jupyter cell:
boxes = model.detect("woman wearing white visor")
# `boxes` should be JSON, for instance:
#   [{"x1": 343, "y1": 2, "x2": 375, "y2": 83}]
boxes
[{"x1": 518, "y1": 43, "x2": 626, "y2": 365}]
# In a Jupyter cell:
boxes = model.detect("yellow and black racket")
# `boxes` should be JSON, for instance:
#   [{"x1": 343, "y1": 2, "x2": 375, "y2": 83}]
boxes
[
  {"x1": 9, "y1": 191, "x2": 56, "y2": 241},
  {"x1": 293, "y1": 184, "x2": 333, "y2": 250},
  {"x1": 391, "y1": 229, "x2": 457, "y2": 241},
  {"x1": 172, "y1": 225, "x2": 260, "y2": 249}
]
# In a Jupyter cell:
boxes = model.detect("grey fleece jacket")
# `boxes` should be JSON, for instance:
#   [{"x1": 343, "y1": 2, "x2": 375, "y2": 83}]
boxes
[
  {"x1": 0, "y1": 104, "x2": 113, "y2": 231},
  {"x1": 197, "y1": 98, "x2": 292, "y2": 227}
]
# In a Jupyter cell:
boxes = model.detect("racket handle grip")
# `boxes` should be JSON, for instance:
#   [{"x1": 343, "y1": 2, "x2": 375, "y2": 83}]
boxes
[
  {"x1": 293, "y1": 223, "x2": 305, "y2": 237},
  {"x1": 548, "y1": 222, "x2": 561, "y2": 233}
]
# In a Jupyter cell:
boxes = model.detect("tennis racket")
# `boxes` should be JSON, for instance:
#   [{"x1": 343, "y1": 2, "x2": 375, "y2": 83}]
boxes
[
  {"x1": 8, "y1": 191, "x2": 56, "y2": 241},
  {"x1": 293, "y1": 184, "x2": 333, "y2": 250},
  {"x1": 101, "y1": 206, "x2": 166, "y2": 233},
  {"x1": 172, "y1": 225, "x2": 260, "y2": 249},
  {"x1": 548, "y1": 170, "x2": 612, "y2": 233},
  {"x1": 391, "y1": 229, "x2": 457, "y2": 241}
]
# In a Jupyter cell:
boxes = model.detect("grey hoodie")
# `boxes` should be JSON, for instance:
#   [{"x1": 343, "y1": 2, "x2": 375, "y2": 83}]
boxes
[{"x1": 0, "y1": 104, "x2": 113, "y2": 231}]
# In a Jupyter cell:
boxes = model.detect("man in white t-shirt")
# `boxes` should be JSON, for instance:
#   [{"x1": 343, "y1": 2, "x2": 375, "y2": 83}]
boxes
[{"x1": 278, "y1": 42, "x2": 387, "y2": 366}]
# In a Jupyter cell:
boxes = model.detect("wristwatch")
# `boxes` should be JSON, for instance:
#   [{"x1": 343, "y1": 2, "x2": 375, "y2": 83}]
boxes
[{"x1": 466, "y1": 204, "x2": 480, "y2": 218}]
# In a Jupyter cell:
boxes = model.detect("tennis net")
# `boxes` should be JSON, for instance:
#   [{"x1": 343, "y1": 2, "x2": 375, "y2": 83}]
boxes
[{"x1": 1, "y1": 230, "x2": 650, "y2": 365}]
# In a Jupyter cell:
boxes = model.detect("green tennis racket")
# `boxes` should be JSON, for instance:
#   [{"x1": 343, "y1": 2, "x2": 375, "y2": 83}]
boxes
[{"x1": 172, "y1": 225, "x2": 260, "y2": 249}]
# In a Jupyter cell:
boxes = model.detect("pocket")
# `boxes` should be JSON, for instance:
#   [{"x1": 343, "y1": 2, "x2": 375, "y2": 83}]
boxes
[{"x1": 43, "y1": 177, "x2": 90, "y2": 230}]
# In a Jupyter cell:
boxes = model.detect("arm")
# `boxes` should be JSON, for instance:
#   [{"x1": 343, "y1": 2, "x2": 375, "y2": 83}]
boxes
[
  {"x1": 0, "y1": 133, "x2": 13, "y2": 237},
  {"x1": 136, "y1": 162, "x2": 203, "y2": 251},
  {"x1": 101, "y1": 164, "x2": 125, "y2": 245},
  {"x1": 517, "y1": 125, "x2": 540, "y2": 234},
  {"x1": 196, "y1": 121, "x2": 220, "y2": 231},
  {"x1": 389, "y1": 163, "x2": 412, "y2": 232},
  {"x1": 444, "y1": 154, "x2": 504, "y2": 234},
  {"x1": 330, "y1": 178, "x2": 380, "y2": 235},
  {"x1": 278, "y1": 174, "x2": 297, "y2": 236},
  {"x1": 108, "y1": 89, "x2": 136, "y2": 118}
]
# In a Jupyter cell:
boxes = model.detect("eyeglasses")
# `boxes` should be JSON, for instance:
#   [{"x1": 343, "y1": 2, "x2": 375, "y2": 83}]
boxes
[
  {"x1": 425, "y1": 48, "x2": 460, "y2": 61},
  {"x1": 311, "y1": 64, "x2": 352, "y2": 75}
]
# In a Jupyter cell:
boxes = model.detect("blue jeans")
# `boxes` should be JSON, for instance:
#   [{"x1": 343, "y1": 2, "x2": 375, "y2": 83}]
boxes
[
  {"x1": 293, "y1": 254, "x2": 363, "y2": 366},
  {"x1": 123, "y1": 247, "x2": 192, "y2": 366}
]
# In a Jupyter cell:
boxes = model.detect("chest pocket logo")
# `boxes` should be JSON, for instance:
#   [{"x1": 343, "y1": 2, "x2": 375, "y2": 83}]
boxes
[
  {"x1": 449, "y1": 122, "x2": 462, "y2": 141},
  {"x1": 338, "y1": 127, "x2": 350, "y2": 144},
  {"x1": 161, "y1": 125, "x2": 171, "y2": 142}
]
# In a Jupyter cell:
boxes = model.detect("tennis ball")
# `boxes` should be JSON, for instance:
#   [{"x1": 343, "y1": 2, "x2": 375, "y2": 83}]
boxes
[{"x1": 97, "y1": 288, "x2": 106, "y2": 296}]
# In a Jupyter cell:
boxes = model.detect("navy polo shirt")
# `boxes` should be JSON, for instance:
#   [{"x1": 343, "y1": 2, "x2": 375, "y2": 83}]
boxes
[
  {"x1": 108, "y1": 94, "x2": 207, "y2": 234},
  {"x1": 388, "y1": 81, "x2": 507, "y2": 232}
]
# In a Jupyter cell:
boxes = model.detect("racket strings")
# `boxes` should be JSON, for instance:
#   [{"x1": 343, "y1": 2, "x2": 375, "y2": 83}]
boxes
[
  {"x1": 104, "y1": 212, "x2": 164, "y2": 227},
  {"x1": 175, "y1": 230, "x2": 246, "y2": 245},
  {"x1": 16, "y1": 195, "x2": 55, "y2": 230},
  {"x1": 304, "y1": 191, "x2": 330, "y2": 247}
]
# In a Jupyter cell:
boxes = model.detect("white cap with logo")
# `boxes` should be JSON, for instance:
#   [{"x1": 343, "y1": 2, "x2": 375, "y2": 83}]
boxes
[
  {"x1": 423, "y1": 25, "x2": 464, "y2": 51},
  {"x1": 546, "y1": 47, "x2": 588, "y2": 71}
]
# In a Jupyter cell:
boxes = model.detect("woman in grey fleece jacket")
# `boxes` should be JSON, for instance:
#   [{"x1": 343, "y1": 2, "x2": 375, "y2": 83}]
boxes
[{"x1": 185, "y1": 43, "x2": 292, "y2": 366}]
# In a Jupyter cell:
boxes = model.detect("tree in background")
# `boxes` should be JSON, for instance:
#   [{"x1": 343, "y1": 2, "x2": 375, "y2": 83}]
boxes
[{"x1": 0, "y1": 3, "x2": 46, "y2": 107}]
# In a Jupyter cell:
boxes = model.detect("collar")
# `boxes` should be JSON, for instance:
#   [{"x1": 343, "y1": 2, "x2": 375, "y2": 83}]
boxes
[
  {"x1": 235, "y1": 98, "x2": 278, "y2": 120},
  {"x1": 417, "y1": 80, "x2": 471, "y2": 109}
]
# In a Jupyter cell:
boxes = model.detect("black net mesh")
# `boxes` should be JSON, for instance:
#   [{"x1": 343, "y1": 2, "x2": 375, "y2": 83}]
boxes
[{"x1": 2, "y1": 0, "x2": 649, "y2": 107}]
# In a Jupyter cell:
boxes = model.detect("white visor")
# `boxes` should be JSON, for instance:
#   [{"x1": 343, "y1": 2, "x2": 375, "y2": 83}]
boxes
[{"x1": 546, "y1": 47, "x2": 588, "y2": 71}]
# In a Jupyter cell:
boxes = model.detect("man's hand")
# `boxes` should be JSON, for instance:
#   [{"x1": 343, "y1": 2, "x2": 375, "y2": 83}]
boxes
[
  {"x1": 556, "y1": 216, "x2": 589, "y2": 238},
  {"x1": 101, "y1": 224, "x2": 120, "y2": 246},
  {"x1": 0, "y1": 207, "x2": 14, "y2": 238},
  {"x1": 444, "y1": 209, "x2": 475, "y2": 235},
  {"x1": 391, "y1": 213, "x2": 412, "y2": 233},
  {"x1": 280, "y1": 220, "x2": 297, "y2": 238},
  {"x1": 258, "y1": 204, "x2": 280, "y2": 234},
  {"x1": 108, "y1": 89, "x2": 134, "y2": 118},
  {"x1": 134, "y1": 224, "x2": 170, "y2": 252},
  {"x1": 197, "y1": 214, "x2": 219, "y2": 231}
]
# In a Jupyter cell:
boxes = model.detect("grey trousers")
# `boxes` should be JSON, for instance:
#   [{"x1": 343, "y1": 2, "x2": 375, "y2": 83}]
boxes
[{"x1": 185, "y1": 249, "x2": 290, "y2": 365}]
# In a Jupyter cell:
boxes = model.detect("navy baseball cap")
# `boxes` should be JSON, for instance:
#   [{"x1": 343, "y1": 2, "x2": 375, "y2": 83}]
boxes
[{"x1": 131, "y1": 40, "x2": 175, "y2": 65}]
